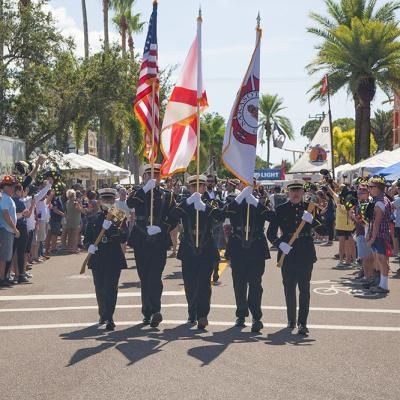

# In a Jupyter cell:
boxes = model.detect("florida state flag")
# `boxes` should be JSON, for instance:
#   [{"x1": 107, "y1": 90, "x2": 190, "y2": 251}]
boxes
[{"x1": 222, "y1": 22, "x2": 261, "y2": 185}]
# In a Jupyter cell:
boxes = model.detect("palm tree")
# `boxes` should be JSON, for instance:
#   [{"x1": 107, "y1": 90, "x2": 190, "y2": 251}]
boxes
[
  {"x1": 200, "y1": 113, "x2": 225, "y2": 175},
  {"x1": 127, "y1": 9, "x2": 145, "y2": 59},
  {"x1": 371, "y1": 109, "x2": 393, "y2": 151},
  {"x1": 258, "y1": 94, "x2": 294, "y2": 167},
  {"x1": 307, "y1": 0, "x2": 400, "y2": 162},
  {"x1": 81, "y1": 0, "x2": 89, "y2": 59},
  {"x1": 102, "y1": 0, "x2": 110, "y2": 51},
  {"x1": 111, "y1": 0, "x2": 133, "y2": 56}
]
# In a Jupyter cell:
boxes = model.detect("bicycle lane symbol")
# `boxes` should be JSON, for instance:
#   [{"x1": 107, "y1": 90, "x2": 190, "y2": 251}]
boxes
[{"x1": 311, "y1": 280, "x2": 379, "y2": 298}]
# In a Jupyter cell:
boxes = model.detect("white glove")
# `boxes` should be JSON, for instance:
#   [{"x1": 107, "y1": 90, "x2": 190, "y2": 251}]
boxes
[
  {"x1": 194, "y1": 199, "x2": 206, "y2": 212},
  {"x1": 102, "y1": 220, "x2": 112, "y2": 230},
  {"x1": 186, "y1": 192, "x2": 201, "y2": 205},
  {"x1": 147, "y1": 225, "x2": 161, "y2": 236},
  {"x1": 235, "y1": 186, "x2": 253, "y2": 204},
  {"x1": 302, "y1": 210, "x2": 313, "y2": 224},
  {"x1": 88, "y1": 244, "x2": 98, "y2": 255},
  {"x1": 246, "y1": 194, "x2": 259, "y2": 207},
  {"x1": 279, "y1": 242, "x2": 292, "y2": 255},
  {"x1": 143, "y1": 179, "x2": 156, "y2": 194}
]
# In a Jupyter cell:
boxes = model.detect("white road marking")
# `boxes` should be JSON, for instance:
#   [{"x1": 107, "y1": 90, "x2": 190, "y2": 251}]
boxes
[
  {"x1": 0, "y1": 320, "x2": 399, "y2": 332},
  {"x1": 0, "y1": 291, "x2": 185, "y2": 301},
  {"x1": 1, "y1": 303, "x2": 400, "y2": 314}
]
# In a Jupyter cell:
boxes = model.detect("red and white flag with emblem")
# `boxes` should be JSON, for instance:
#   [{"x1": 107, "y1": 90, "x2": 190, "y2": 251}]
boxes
[
  {"x1": 160, "y1": 13, "x2": 207, "y2": 177},
  {"x1": 222, "y1": 24, "x2": 261, "y2": 185}
]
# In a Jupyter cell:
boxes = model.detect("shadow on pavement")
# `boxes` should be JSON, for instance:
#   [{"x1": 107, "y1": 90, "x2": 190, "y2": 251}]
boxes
[
  {"x1": 60, "y1": 322, "x2": 268, "y2": 367},
  {"x1": 118, "y1": 281, "x2": 141, "y2": 289},
  {"x1": 264, "y1": 328, "x2": 315, "y2": 346},
  {"x1": 163, "y1": 271, "x2": 183, "y2": 280}
]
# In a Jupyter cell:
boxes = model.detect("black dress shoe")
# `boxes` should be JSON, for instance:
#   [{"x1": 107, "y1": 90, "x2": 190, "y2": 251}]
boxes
[
  {"x1": 105, "y1": 320, "x2": 115, "y2": 331},
  {"x1": 17, "y1": 276, "x2": 30, "y2": 284},
  {"x1": 235, "y1": 317, "x2": 246, "y2": 327},
  {"x1": 98, "y1": 317, "x2": 106, "y2": 325},
  {"x1": 287, "y1": 321, "x2": 296, "y2": 329},
  {"x1": 251, "y1": 319, "x2": 263, "y2": 333},
  {"x1": 150, "y1": 312, "x2": 163, "y2": 328},
  {"x1": 197, "y1": 317, "x2": 208, "y2": 330},
  {"x1": 187, "y1": 314, "x2": 197, "y2": 324},
  {"x1": 142, "y1": 317, "x2": 151, "y2": 325},
  {"x1": 297, "y1": 325, "x2": 309, "y2": 336}
]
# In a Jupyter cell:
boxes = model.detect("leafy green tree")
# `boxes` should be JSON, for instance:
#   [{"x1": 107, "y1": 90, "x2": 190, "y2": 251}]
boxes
[
  {"x1": 333, "y1": 118, "x2": 355, "y2": 131},
  {"x1": 300, "y1": 119, "x2": 321, "y2": 140},
  {"x1": 307, "y1": 0, "x2": 400, "y2": 162},
  {"x1": 258, "y1": 94, "x2": 294, "y2": 168}
]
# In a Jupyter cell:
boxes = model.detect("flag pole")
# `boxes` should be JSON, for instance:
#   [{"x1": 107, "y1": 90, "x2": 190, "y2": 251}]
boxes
[
  {"x1": 326, "y1": 74, "x2": 335, "y2": 180},
  {"x1": 195, "y1": 7, "x2": 202, "y2": 248},
  {"x1": 150, "y1": 79, "x2": 156, "y2": 226},
  {"x1": 245, "y1": 12, "x2": 261, "y2": 242}
]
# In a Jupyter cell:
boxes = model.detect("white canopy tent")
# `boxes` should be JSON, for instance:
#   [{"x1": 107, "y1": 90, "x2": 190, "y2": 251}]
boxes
[{"x1": 82, "y1": 154, "x2": 130, "y2": 178}]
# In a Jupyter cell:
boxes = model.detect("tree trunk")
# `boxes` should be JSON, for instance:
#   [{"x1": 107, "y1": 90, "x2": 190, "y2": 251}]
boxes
[
  {"x1": 128, "y1": 34, "x2": 134, "y2": 60},
  {"x1": 132, "y1": 153, "x2": 140, "y2": 184},
  {"x1": 102, "y1": 0, "x2": 109, "y2": 51},
  {"x1": 354, "y1": 99, "x2": 362, "y2": 163},
  {"x1": 358, "y1": 104, "x2": 371, "y2": 161},
  {"x1": 121, "y1": 16, "x2": 127, "y2": 57},
  {"x1": 81, "y1": 0, "x2": 89, "y2": 59}
]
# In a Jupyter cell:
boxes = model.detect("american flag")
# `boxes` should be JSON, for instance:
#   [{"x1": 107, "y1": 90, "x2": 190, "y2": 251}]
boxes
[{"x1": 134, "y1": 1, "x2": 159, "y2": 161}]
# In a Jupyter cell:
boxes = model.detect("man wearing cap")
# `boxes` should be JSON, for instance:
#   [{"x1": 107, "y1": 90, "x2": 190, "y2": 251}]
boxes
[
  {"x1": 85, "y1": 188, "x2": 128, "y2": 331},
  {"x1": 225, "y1": 185, "x2": 274, "y2": 332},
  {"x1": 0, "y1": 176, "x2": 20, "y2": 286},
  {"x1": 168, "y1": 174, "x2": 224, "y2": 329},
  {"x1": 127, "y1": 164, "x2": 175, "y2": 327},
  {"x1": 267, "y1": 180, "x2": 320, "y2": 336}
]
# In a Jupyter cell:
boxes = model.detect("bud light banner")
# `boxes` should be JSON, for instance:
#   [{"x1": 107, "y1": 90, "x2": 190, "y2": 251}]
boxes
[{"x1": 254, "y1": 169, "x2": 282, "y2": 181}]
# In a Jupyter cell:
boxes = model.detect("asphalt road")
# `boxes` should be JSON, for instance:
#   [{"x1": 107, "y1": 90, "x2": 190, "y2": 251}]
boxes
[{"x1": 1, "y1": 243, "x2": 399, "y2": 400}]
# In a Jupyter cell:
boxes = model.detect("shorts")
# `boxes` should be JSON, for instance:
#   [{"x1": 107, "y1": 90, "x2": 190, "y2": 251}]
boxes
[
  {"x1": 356, "y1": 236, "x2": 372, "y2": 258},
  {"x1": 371, "y1": 238, "x2": 387, "y2": 256},
  {"x1": 37, "y1": 221, "x2": 48, "y2": 242},
  {"x1": 0, "y1": 228, "x2": 15, "y2": 262},
  {"x1": 336, "y1": 229, "x2": 353, "y2": 239},
  {"x1": 49, "y1": 219, "x2": 62, "y2": 236}
]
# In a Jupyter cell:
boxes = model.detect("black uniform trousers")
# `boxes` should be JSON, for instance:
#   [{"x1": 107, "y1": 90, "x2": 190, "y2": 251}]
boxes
[
  {"x1": 134, "y1": 248, "x2": 167, "y2": 318},
  {"x1": 182, "y1": 256, "x2": 214, "y2": 320},
  {"x1": 92, "y1": 267, "x2": 121, "y2": 321},
  {"x1": 231, "y1": 258, "x2": 265, "y2": 321},
  {"x1": 281, "y1": 261, "x2": 313, "y2": 325}
]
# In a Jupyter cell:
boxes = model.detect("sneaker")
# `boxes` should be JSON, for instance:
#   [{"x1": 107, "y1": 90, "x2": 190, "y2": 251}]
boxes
[{"x1": 370, "y1": 286, "x2": 390, "y2": 294}]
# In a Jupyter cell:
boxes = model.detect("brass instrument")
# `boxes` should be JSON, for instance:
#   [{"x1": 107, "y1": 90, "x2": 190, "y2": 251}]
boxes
[{"x1": 80, "y1": 207, "x2": 126, "y2": 274}]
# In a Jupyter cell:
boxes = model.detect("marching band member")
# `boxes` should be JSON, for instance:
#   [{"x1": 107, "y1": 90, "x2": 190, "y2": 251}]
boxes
[
  {"x1": 168, "y1": 175, "x2": 224, "y2": 329},
  {"x1": 127, "y1": 164, "x2": 175, "y2": 327},
  {"x1": 225, "y1": 185, "x2": 274, "y2": 332},
  {"x1": 267, "y1": 180, "x2": 320, "y2": 336},
  {"x1": 85, "y1": 188, "x2": 128, "y2": 331}
]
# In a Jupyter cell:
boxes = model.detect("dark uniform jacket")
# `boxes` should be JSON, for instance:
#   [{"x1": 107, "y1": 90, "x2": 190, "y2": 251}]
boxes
[
  {"x1": 84, "y1": 209, "x2": 128, "y2": 270},
  {"x1": 127, "y1": 186, "x2": 175, "y2": 251},
  {"x1": 168, "y1": 200, "x2": 224, "y2": 262},
  {"x1": 225, "y1": 200, "x2": 273, "y2": 260},
  {"x1": 267, "y1": 201, "x2": 320, "y2": 265}
]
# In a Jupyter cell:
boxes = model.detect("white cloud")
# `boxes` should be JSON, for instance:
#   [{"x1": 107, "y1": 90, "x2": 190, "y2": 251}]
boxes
[{"x1": 44, "y1": 4, "x2": 120, "y2": 57}]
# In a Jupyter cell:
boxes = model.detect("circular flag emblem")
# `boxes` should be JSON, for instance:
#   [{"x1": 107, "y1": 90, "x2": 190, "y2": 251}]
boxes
[{"x1": 309, "y1": 145, "x2": 328, "y2": 164}]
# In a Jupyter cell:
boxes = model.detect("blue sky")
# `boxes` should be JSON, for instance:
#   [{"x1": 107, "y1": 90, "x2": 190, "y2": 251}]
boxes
[{"x1": 48, "y1": 0, "x2": 395, "y2": 166}]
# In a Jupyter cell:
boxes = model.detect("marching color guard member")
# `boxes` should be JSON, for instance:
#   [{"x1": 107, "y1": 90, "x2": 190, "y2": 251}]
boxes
[
  {"x1": 267, "y1": 180, "x2": 320, "y2": 336},
  {"x1": 169, "y1": 175, "x2": 224, "y2": 329},
  {"x1": 85, "y1": 188, "x2": 128, "y2": 331},
  {"x1": 225, "y1": 186, "x2": 274, "y2": 332},
  {"x1": 127, "y1": 164, "x2": 175, "y2": 328}
]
